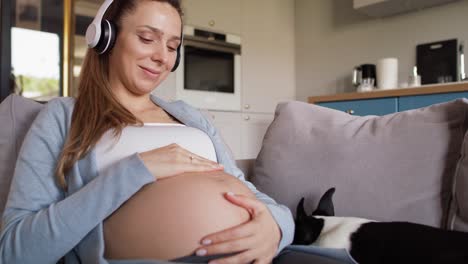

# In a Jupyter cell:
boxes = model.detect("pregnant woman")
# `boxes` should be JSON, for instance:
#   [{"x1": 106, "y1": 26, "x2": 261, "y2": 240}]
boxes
[{"x1": 0, "y1": 1, "x2": 353, "y2": 264}]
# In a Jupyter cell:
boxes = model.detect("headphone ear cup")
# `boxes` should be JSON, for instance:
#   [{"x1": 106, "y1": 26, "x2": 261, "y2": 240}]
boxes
[
  {"x1": 95, "y1": 19, "x2": 117, "y2": 54},
  {"x1": 107, "y1": 21, "x2": 117, "y2": 53},
  {"x1": 171, "y1": 45, "x2": 181, "y2": 72}
]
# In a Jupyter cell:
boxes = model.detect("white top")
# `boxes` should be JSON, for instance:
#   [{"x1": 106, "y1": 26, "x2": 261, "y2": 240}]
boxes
[{"x1": 95, "y1": 123, "x2": 217, "y2": 174}]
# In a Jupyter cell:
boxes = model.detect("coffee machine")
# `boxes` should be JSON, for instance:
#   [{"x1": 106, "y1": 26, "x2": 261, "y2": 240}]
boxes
[{"x1": 353, "y1": 64, "x2": 376, "y2": 92}]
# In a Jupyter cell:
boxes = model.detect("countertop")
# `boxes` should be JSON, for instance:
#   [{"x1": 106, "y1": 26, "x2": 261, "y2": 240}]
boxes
[{"x1": 308, "y1": 81, "x2": 468, "y2": 104}]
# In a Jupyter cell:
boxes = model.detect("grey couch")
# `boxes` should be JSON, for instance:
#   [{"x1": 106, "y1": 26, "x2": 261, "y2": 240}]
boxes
[{"x1": 2, "y1": 94, "x2": 468, "y2": 262}]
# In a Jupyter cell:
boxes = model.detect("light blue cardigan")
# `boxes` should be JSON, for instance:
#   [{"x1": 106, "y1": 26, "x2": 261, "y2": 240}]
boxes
[{"x1": 0, "y1": 95, "x2": 294, "y2": 264}]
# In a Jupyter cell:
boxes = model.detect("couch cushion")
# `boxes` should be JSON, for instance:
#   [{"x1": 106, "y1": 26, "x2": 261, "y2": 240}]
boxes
[
  {"x1": 449, "y1": 130, "x2": 468, "y2": 231},
  {"x1": 0, "y1": 95, "x2": 44, "y2": 218},
  {"x1": 252, "y1": 99, "x2": 468, "y2": 228}
]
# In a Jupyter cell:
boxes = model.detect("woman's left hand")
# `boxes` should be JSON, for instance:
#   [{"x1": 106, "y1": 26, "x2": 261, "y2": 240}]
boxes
[{"x1": 195, "y1": 192, "x2": 281, "y2": 264}]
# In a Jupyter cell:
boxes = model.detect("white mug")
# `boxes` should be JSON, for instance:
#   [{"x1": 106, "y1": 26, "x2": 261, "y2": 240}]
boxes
[{"x1": 377, "y1": 58, "x2": 398, "y2": 90}]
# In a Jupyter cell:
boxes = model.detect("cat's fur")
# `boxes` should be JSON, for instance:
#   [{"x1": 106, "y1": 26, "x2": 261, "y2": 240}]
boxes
[{"x1": 293, "y1": 188, "x2": 468, "y2": 264}]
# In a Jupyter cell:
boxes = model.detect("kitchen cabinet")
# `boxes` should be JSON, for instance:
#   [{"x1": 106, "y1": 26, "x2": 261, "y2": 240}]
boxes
[
  {"x1": 309, "y1": 83, "x2": 468, "y2": 116},
  {"x1": 353, "y1": 0, "x2": 462, "y2": 18},
  {"x1": 208, "y1": 111, "x2": 274, "y2": 160},
  {"x1": 182, "y1": 0, "x2": 241, "y2": 35},
  {"x1": 205, "y1": 111, "x2": 243, "y2": 159},
  {"x1": 240, "y1": 0, "x2": 295, "y2": 114},
  {"x1": 240, "y1": 112, "x2": 274, "y2": 159},
  {"x1": 319, "y1": 98, "x2": 398, "y2": 116},
  {"x1": 398, "y1": 91, "x2": 468, "y2": 111}
]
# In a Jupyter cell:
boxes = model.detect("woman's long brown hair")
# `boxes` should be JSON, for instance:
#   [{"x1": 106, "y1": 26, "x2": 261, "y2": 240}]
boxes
[{"x1": 55, "y1": 0, "x2": 183, "y2": 190}]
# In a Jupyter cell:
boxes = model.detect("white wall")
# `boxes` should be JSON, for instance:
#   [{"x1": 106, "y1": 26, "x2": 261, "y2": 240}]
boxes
[{"x1": 295, "y1": 0, "x2": 468, "y2": 102}]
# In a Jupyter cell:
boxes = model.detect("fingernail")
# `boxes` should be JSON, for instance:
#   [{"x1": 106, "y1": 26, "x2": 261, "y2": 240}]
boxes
[
  {"x1": 227, "y1": 192, "x2": 235, "y2": 196},
  {"x1": 196, "y1": 249, "x2": 207, "y2": 256},
  {"x1": 202, "y1": 239, "x2": 212, "y2": 245}
]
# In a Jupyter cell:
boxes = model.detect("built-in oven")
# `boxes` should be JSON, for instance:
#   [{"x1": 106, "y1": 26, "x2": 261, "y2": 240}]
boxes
[{"x1": 176, "y1": 26, "x2": 242, "y2": 111}]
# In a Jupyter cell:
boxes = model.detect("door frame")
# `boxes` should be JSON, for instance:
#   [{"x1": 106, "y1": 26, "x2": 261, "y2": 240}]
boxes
[{"x1": 0, "y1": 0, "x2": 12, "y2": 102}]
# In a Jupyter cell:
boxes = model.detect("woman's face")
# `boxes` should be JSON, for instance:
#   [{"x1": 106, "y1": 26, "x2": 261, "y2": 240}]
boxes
[{"x1": 109, "y1": 1, "x2": 182, "y2": 96}]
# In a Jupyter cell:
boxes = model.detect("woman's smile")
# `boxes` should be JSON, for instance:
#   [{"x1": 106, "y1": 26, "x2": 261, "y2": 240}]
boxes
[{"x1": 139, "y1": 65, "x2": 161, "y2": 79}]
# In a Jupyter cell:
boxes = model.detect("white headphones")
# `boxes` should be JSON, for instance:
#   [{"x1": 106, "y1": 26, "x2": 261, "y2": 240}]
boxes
[{"x1": 85, "y1": 0, "x2": 116, "y2": 55}]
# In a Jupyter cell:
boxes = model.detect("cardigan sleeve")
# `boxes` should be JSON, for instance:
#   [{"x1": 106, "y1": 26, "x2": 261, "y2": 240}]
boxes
[
  {"x1": 199, "y1": 109, "x2": 295, "y2": 256},
  {"x1": 0, "y1": 99, "x2": 155, "y2": 263}
]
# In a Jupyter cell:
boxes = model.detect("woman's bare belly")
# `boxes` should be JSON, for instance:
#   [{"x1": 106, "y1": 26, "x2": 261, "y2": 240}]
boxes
[{"x1": 103, "y1": 171, "x2": 255, "y2": 260}]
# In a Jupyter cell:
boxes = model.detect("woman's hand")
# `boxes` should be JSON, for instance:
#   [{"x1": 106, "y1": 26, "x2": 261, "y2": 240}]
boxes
[
  {"x1": 139, "y1": 143, "x2": 224, "y2": 180},
  {"x1": 195, "y1": 193, "x2": 281, "y2": 264}
]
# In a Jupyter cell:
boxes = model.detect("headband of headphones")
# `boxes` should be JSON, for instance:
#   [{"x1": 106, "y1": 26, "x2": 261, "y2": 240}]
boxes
[{"x1": 84, "y1": 0, "x2": 182, "y2": 71}]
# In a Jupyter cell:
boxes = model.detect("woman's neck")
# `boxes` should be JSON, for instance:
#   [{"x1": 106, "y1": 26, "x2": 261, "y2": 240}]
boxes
[
  {"x1": 111, "y1": 86, "x2": 179, "y2": 123},
  {"x1": 109, "y1": 82, "x2": 155, "y2": 113}
]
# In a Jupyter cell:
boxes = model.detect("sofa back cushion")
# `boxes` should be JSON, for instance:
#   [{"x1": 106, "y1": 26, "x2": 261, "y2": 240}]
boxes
[
  {"x1": 0, "y1": 95, "x2": 44, "y2": 218},
  {"x1": 252, "y1": 99, "x2": 468, "y2": 228},
  {"x1": 449, "y1": 131, "x2": 468, "y2": 231}
]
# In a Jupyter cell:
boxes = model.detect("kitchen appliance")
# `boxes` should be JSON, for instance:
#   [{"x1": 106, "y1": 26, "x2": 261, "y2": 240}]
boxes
[
  {"x1": 408, "y1": 66, "x2": 421, "y2": 88},
  {"x1": 353, "y1": 64, "x2": 376, "y2": 92},
  {"x1": 460, "y1": 41, "x2": 466, "y2": 81},
  {"x1": 376, "y1": 57, "x2": 398, "y2": 90},
  {"x1": 175, "y1": 26, "x2": 242, "y2": 111},
  {"x1": 417, "y1": 39, "x2": 458, "y2": 84}
]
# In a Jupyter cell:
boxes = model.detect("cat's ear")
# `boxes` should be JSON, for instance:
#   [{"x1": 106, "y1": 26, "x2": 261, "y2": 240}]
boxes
[
  {"x1": 312, "y1": 187, "x2": 336, "y2": 216},
  {"x1": 296, "y1": 197, "x2": 307, "y2": 221}
]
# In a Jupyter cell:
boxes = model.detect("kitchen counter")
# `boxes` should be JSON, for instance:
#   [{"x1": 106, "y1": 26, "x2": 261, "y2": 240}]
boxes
[{"x1": 308, "y1": 81, "x2": 468, "y2": 104}]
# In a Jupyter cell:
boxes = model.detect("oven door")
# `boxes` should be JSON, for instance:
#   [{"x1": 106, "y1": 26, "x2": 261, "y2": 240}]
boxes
[{"x1": 176, "y1": 37, "x2": 241, "y2": 111}]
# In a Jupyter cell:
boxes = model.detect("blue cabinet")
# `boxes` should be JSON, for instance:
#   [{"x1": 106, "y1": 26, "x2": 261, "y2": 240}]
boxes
[
  {"x1": 398, "y1": 92, "x2": 468, "y2": 111},
  {"x1": 318, "y1": 98, "x2": 398, "y2": 116},
  {"x1": 317, "y1": 91, "x2": 468, "y2": 116}
]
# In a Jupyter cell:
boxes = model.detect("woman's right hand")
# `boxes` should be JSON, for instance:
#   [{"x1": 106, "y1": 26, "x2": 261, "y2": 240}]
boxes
[{"x1": 138, "y1": 143, "x2": 224, "y2": 180}]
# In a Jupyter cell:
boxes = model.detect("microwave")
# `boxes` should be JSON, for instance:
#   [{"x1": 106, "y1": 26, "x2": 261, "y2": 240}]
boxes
[{"x1": 175, "y1": 26, "x2": 242, "y2": 111}]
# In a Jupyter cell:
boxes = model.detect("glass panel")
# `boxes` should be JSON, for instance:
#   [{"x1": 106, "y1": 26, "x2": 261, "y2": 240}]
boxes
[
  {"x1": 184, "y1": 46, "x2": 235, "y2": 93},
  {"x1": 9, "y1": 0, "x2": 64, "y2": 101},
  {"x1": 11, "y1": 27, "x2": 60, "y2": 100}
]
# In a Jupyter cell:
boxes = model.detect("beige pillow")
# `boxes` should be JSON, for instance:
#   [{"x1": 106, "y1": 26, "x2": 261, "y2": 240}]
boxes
[{"x1": 252, "y1": 99, "x2": 468, "y2": 228}]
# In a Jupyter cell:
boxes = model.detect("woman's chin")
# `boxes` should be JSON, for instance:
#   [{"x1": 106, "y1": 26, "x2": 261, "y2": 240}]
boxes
[{"x1": 129, "y1": 84, "x2": 159, "y2": 96}]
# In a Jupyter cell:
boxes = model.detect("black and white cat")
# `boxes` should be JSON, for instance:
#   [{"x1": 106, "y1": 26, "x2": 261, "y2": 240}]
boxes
[{"x1": 293, "y1": 188, "x2": 468, "y2": 264}]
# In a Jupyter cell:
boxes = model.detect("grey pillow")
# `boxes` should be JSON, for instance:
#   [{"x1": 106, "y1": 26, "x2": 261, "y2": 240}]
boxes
[
  {"x1": 449, "y1": 131, "x2": 468, "y2": 231},
  {"x1": 252, "y1": 99, "x2": 468, "y2": 228},
  {"x1": 0, "y1": 95, "x2": 44, "y2": 218}
]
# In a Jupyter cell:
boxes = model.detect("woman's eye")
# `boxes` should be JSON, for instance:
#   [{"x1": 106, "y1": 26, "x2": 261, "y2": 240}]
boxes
[
  {"x1": 168, "y1": 46, "x2": 178, "y2": 52},
  {"x1": 138, "y1": 36, "x2": 153, "y2": 43}
]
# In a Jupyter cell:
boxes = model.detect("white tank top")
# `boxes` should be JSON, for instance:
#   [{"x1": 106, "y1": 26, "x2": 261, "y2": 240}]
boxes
[{"x1": 95, "y1": 123, "x2": 217, "y2": 175}]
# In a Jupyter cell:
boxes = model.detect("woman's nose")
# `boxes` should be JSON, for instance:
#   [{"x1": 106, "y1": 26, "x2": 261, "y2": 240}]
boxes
[{"x1": 151, "y1": 45, "x2": 169, "y2": 65}]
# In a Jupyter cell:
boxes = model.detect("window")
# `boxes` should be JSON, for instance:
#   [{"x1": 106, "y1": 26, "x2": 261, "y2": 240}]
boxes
[
  {"x1": 0, "y1": 0, "x2": 64, "y2": 102},
  {"x1": 11, "y1": 27, "x2": 60, "y2": 101}
]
